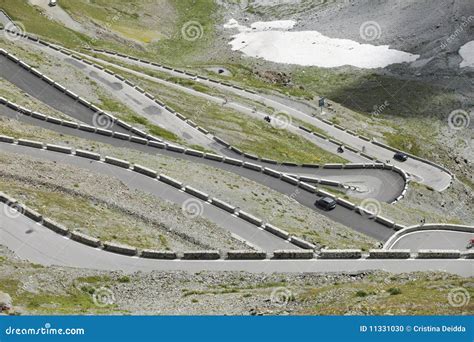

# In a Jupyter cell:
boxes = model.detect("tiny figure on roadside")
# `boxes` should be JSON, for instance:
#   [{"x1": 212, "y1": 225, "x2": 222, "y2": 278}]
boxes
[
  {"x1": 362, "y1": 146, "x2": 366, "y2": 153},
  {"x1": 264, "y1": 116, "x2": 271, "y2": 123},
  {"x1": 420, "y1": 217, "x2": 426, "y2": 226}
]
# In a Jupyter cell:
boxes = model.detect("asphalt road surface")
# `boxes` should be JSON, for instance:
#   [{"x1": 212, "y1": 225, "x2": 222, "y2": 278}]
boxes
[{"x1": 1, "y1": 205, "x2": 471, "y2": 276}]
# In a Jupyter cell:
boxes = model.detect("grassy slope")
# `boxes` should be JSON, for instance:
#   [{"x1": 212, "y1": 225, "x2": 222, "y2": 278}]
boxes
[
  {"x1": 102, "y1": 64, "x2": 347, "y2": 164},
  {"x1": 0, "y1": 178, "x2": 172, "y2": 250}
]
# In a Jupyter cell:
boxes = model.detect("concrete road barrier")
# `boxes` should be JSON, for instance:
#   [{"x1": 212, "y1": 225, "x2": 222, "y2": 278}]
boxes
[
  {"x1": 213, "y1": 136, "x2": 231, "y2": 147},
  {"x1": 46, "y1": 144, "x2": 72, "y2": 154},
  {"x1": 319, "y1": 179, "x2": 340, "y2": 187},
  {"x1": 273, "y1": 250, "x2": 314, "y2": 259},
  {"x1": 186, "y1": 119, "x2": 197, "y2": 128},
  {"x1": 46, "y1": 116, "x2": 62, "y2": 124},
  {"x1": 130, "y1": 136, "x2": 148, "y2": 145},
  {"x1": 175, "y1": 113, "x2": 187, "y2": 120},
  {"x1": 113, "y1": 132, "x2": 130, "y2": 140},
  {"x1": 96, "y1": 128, "x2": 113, "y2": 136},
  {"x1": 103, "y1": 242, "x2": 138, "y2": 256},
  {"x1": 43, "y1": 218, "x2": 69, "y2": 235},
  {"x1": 104, "y1": 156, "x2": 130, "y2": 168},
  {"x1": 62, "y1": 120, "x2": 79, "y2": 129},
  {"x1": 316, "y1": 189, "x2": 334, "y2": 198},
  {"x1": 263, "y1": 167, "x2": 281, "y2": 178},
  {"x1": 141, "y1": 250, "x2": 177, "y2": 259},
  {"x1": 261, "y1": 158, "x2": 278, "y2": 164},
  {"x1": 167, "y1": 145, "x2": 185, "y2": 153},
  {"x1": 417, "y1": 250, "x2": 461, "y2": 259},
  {"x1": 323, "y1": 164, "x2": 344, "y2": 169},
  {"x1": 344, "y1": 163, "x2": 366, "y2": 169},
  {"x1": 223, "y1": 157, "x2": 243, "y2": 166},
  {"x1": 360, "y1": 152, "x2": 375, "y2": 160},
  {"x1": 211, "y1": 198, "x2": 235, "y2": 213},
  {"x1": 243, "y1": 153, "x2": 259, "y2": 160},
  {"x1": 133, "y1": 164, "x2": 157, "y2": 178},
  {"x1": 243, "y1": 162, "x2": 262, "y2": 171},
  {"x1": 238, "y1": 211, "x2": 263, "y2": 226},
  {"x1": 299, "y1": 125, "x2": 312, "y2": 133},
  {"x1": 230, "y1": 146, "x2": 243, "y2": 155},
  {"x1": 392, "y1": 223, "x2": 405, "y2": 231},
  {"x1": 149, "y1": 141, "x2": 166, "y2": 149},
  {"x1": 23, "y1": 206, "x2": 43, "y2": 222},
  {"x1": 184, "y1": 186, "x2": 209, "y2": 201},
  {"x1": 368, "y1": 249, "x2": 411, "y2": 259},
  {"x1": 18, "y1": 139, "x2": 43, "y2": 149},
  {"x1": 281, "y1": 174, "x2": 299, "y2": 185},
  {"x1": 70, "y1": 231, "x2": 101, "y2": 248},
  {"x1": 336, "y1": 198, "x2": 356, "y2": 210},
  {"x1": 204, "y1": 153, "x2": 224, "y2": 162},
  {"x1": 184, "y1": 149, "x2": 204, "y2": 157},
  {"x1": 182, "y1": 251, "x2": 221, "y2": 260},
  {"x1": 197, "y1": 127, "x2": 209, "y2": 135},
  {"x1": 290, "y1": 236, "x2": 316, "y2": 250},
  {"x1": 298, "y1": 182, "x2": 316, "y2": 193},
  {"x1": 319, "y1": 249, "x2": 362, "y2": 259},
  {"x1": 0, "y1": 135, "x2": 14, "y2": 143},
  {"x1": 79, "y1": 124, "x2": 96, "y2": 133},
  {"x1": 462, "y1": 251, "x2": 474, "y2": 259},
  {"x1": 75, "y1": 150, "x2": 101, "y2": 160},
  {"x1": 374, "y1": 215, "x2": 395, "y2": 228},
  {"x1": 226, "y1": 250, "x2": 267, "y2": 260},
  {"x1": 264, "y1": 224, "x2": 290, "y2": 240},
  {"x1": 159, "y1": 174, "x2": 183, "y2": 189}
]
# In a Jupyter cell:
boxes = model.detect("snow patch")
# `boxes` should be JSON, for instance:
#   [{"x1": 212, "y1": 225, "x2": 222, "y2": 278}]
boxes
[
  {"x1": 459, "y1": 41, "x2": 474, "y2": 68},
  {"x1": 224, "y1": 19, "x2": 419, "y2": 69}
]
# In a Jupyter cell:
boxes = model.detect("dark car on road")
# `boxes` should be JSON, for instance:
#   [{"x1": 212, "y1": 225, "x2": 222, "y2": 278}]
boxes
[
  {"x1": 315, "y1": 197, "x2": 337, "y2": 211},
  {"x1": 393, "y1": 151, "x2": 408, "y2": 162}
]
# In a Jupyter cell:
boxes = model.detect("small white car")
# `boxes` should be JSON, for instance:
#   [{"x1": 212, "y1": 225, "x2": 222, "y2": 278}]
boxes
[{"x1": 49, "y1": 0, "x2": 57, "y2": 7}]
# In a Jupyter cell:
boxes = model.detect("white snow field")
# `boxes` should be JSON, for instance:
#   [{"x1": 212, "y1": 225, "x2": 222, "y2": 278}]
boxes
[
  {"x1": 459, "y1": 40, "x2": 474, "y2": 68},
  {"x1": 224, "y1": 19, "x2": 419, "y2": 69}
]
